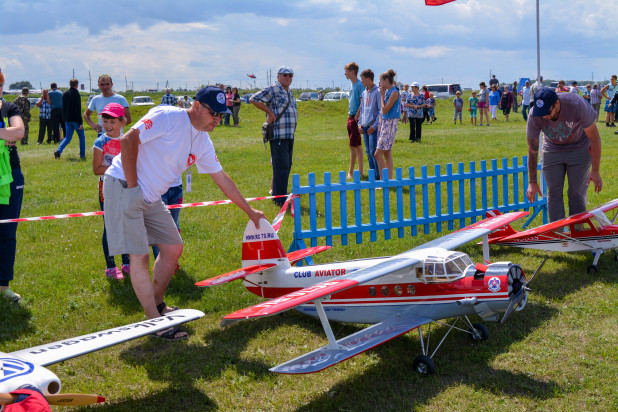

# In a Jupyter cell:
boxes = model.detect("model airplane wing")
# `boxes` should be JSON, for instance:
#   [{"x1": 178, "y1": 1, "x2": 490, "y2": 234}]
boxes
[
  {"x1": 494, "y1": 199, "x2": 618, "y2": 243},
  {"x1": 270, "y1": 313, "x2": 432, "y2": 374},
  {"x1": 412, "y1": 211, "x2": 529, "y2": 250},
  {"x1": 195, "y1": 264, "x2": 276, "y2": 287},
  {"x1": 8, "y1": 309, "x2": 204, "y2": 367},
  {"x1": 286, "y1": 245, "x2": 332, "y2": 265}
]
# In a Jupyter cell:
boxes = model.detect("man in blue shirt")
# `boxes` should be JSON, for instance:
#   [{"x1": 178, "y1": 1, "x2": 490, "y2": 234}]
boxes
[
  {"x1": 345, "y1": 62, "x2": 364, "y2": 180},
  {"x1": 83, "y1": 74, "x2": 131, "y2": 136},
  {"x1": 48, "y1": 82, "x2": 64, "y2": 143}
]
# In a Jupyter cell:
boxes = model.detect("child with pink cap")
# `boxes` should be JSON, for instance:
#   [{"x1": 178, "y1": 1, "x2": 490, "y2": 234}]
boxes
[{"x1": 92, "y1": 103, "x2": 130, "y2": 279}]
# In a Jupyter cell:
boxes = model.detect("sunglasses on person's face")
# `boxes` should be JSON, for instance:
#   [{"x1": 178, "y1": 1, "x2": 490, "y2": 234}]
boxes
[
  {"x1": 200, "y1": 103, "x2": 225, "y2": 119},
  {"x1": 281, "y1": 74, "x2": 293, "y2": 78}
]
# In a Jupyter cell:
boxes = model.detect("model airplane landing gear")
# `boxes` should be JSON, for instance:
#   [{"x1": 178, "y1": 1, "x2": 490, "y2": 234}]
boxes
[
  {"x1": 414, "y1": 316, "x2": 488, "y2": 375},
  {"x1": 413, "y1": 354, "x2": 435, "y2": 375},
  {"x1": 469, "y1": 323, "x2": 489, "y2": 342},
  {"x1": 587, "y1": 249, "x2": 604, "y2": 274}
]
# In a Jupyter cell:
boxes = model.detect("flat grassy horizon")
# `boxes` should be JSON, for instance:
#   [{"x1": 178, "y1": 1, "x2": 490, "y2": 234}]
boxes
[{"x1": 1, "y1": 92, "x2": 616, "y2": 411}]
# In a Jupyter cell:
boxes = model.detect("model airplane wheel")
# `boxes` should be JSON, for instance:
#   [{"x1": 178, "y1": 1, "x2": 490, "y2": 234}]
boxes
[
  {"x1": 469, "y1": 323, "x2": 489, "y2": 342},
  {"x1": 587, "y1": 265, "x2": 598, "y2": 274},
  {"x1": 413, "y1": 355, "x2": 436, "y2": 375}
]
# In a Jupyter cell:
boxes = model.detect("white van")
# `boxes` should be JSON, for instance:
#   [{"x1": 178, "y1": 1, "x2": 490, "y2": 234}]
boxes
[{"x1": 425, "y1": 84, "x2": 462, "y2": 99}]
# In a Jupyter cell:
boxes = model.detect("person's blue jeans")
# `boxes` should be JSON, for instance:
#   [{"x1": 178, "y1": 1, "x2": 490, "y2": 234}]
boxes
[
  {"x1": 152, "y1": 184, "x2": 183, "y2": 260},
  {"x1": 521, "y1": 104, "x2": 529, "y2": 121},
  {"x1": 224, "y1": 109, "x2": 232, "y2": 126},
  {"x1": 57, "y1": 121, "x2": 86, "y2": 157},
  {"x1": 0, "y1": 168, "x2": 24, "y2": 286},
  {"x1": 362, "y1": 126, "x2": 379, "y2": 180}
]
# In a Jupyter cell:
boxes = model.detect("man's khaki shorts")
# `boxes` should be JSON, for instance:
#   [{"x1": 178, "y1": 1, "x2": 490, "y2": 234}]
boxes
[{"x1": 102, "y1": 175, "x2": 182, "y2": 256}]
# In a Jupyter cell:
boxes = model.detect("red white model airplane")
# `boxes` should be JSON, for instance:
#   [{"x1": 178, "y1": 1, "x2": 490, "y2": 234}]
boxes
[
  {"x1": 487, "y1": 198, "x2": 618, "y2": 273},
  {"x1": 0, "y1": 310, "x2": 203, "y2": 406},
  {"x1": 196, "y1": 212, "x2": 533, "y2": 375}
]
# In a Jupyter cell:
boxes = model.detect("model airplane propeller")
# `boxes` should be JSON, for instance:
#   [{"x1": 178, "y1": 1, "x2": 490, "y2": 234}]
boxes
[
  {"x1": 197, "y1": 212, "x2": 533, "y2": 375},
  {"x1": 487, "y1": 198, "x2": 618, "y2": 273},
  {"x1": 501, "y1": 257, "x2": 547, "y2": 324},
  {"x1": 0, "y1": 309, "x2": 204, "y2": 406}
]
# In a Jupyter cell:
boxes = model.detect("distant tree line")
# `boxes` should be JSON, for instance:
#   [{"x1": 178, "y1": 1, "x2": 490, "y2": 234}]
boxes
[{"x1": 9, "y1": 80, "x2": 33, "y2": 90}]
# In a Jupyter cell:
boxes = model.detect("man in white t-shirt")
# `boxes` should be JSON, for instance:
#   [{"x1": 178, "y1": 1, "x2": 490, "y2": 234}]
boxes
[
  {"x1": 103, "y1": 86, "x2": 265, "y2": 340},
  {"x1": 84, "y1": 74, "x2": 132, "y2": 135}
]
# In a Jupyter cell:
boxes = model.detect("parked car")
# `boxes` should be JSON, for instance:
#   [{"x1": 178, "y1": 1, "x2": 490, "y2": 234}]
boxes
[
  {"x1": 298, "y1": 92, "x2": 319, "y2": 101},
  {"x1": 87, "y1": 95, "x2": 96, "y2": 106},
  {"x1": 242, "y1": 93, "x2": 253, "y2": 104},
  {"x1": 131, "y1": 96, "x2": 155, "y2": 106},
  {"x1": 425, "y1": 84, "x2": 462, "y2": 99},
  {"x1": 323, "y1": 91, "x2": 349, "y2": 101},
  {"x1": 27, "y1": 97, "x2": 39, "y2": 108}
]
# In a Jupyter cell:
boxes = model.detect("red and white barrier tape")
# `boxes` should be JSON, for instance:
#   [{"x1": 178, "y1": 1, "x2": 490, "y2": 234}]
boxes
[
  {"x1": 0, "y1": 194, "x2": 290, "y2": 224},
  {"x1": 271, "y1": 194, "x2": 295, "y2": 233}
]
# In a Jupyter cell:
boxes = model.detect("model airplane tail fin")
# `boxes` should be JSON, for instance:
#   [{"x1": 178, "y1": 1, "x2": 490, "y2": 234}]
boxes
[
  {"x1": 241, "y1": 218, "x2": 288, "y2": 267},
  {"x1": 196, "y1": 218, "x2": 332, "y2": 287},
  {"x1": 485, "y1": 210, "x2": 519, "y2": 242}
]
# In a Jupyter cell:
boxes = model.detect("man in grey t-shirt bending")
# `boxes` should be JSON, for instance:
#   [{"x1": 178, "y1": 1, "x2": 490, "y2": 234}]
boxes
[{"x1": 526, "y1": 88, "x2": 602, "y2": 222}]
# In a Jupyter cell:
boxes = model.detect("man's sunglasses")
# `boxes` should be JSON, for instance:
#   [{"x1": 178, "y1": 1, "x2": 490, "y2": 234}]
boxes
[
  {"x1": 200, "y1": 103, "x2": 225, "y2": 119},
  {"x1": 280, "y1": 73, "x2": 293, "y2": 78}
]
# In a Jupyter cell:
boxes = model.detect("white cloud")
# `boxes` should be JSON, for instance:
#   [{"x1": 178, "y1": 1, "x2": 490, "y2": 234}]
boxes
[{"x1": 391, "y1": 46, "x2": 454, "y2": 59}]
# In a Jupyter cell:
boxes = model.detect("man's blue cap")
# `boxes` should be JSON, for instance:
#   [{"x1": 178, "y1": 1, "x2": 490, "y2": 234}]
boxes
[
  {"x1": 532, "y1": 88, "x2": 558, "y2": 117},
  {"x1": 195, "y1": 86, "x2": 231, "y2": 114},
  {"x1": 277, "y1": 66, "x2": 294, "y2": 75}
]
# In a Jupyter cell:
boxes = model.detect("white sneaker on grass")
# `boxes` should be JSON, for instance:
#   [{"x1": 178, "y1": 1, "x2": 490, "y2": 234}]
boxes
[{"x1": 1, "y1": 288, "x2": 21, "y2": 302}]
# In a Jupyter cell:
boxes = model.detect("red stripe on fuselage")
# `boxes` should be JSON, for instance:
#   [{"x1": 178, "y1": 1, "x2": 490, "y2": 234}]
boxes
[
  {"x1": 242, "y1": 239, "x2": 287, "y2": 261},
  {"x1": 246, "y1": 275, "x2": 508, "y2": 300}
]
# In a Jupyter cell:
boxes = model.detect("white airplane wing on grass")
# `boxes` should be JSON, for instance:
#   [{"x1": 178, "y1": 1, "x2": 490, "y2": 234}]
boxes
[{"x1": 8, "y1": 309, "x2": 204, "y2": 367}]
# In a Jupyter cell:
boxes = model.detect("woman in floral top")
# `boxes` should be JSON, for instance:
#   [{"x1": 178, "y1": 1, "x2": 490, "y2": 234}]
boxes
[{"x1": 405, "y1": 82, "x2": 425, "y2": 142}]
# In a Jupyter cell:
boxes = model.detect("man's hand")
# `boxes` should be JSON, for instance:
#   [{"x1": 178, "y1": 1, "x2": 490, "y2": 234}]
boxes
[
  {"x1": 526, "y1": 182, "x2": 542, "y2": 203},
  {"x1": 248, "y1": 208, "x2": 267, "y2": 228},
  {"x1": 266, "y1": 112, "x2": 276, "y2": 124},
  {"x1": 588, "y1": 171, "x2": 603, "y2": 193}
]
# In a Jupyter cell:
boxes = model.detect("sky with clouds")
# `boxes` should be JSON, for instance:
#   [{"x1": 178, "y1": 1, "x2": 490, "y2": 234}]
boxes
[{"x1": 1, "y1": 0, "x2": 615, "y2": 91}]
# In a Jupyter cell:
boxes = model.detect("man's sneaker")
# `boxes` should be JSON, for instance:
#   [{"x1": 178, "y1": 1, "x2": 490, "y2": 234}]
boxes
[
  {"x1": 121, "y1": 264, "x2": 130, "y2": 275},
  {"x1": 105, "y1": 267, "x2": 124, "y2": 280},
  {"x1": 1, "y1": 288, "x2": 21, "y2": 302},
  {"x1": 54, "y1": 151, "x2": 60, "y2": 158}
]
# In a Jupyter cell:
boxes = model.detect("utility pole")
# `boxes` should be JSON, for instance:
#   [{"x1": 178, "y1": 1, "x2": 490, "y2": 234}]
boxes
[
  {"x1": 125, "y1": 75, "x2": 128, "y2": 91},
  {"x1": 88, "y1": 70, "x2": 91, "y2": 93}
]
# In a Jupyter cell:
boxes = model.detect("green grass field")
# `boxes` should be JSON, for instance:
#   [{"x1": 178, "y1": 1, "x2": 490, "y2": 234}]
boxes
[{"x1": 1, "y1": 92, "x2": 617, "y2": 411}]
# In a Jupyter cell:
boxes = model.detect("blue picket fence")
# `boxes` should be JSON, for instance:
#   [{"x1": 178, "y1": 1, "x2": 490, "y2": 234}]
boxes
[{"x1": 289, "y1": 156, "x2": 546, "y2": 259}]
